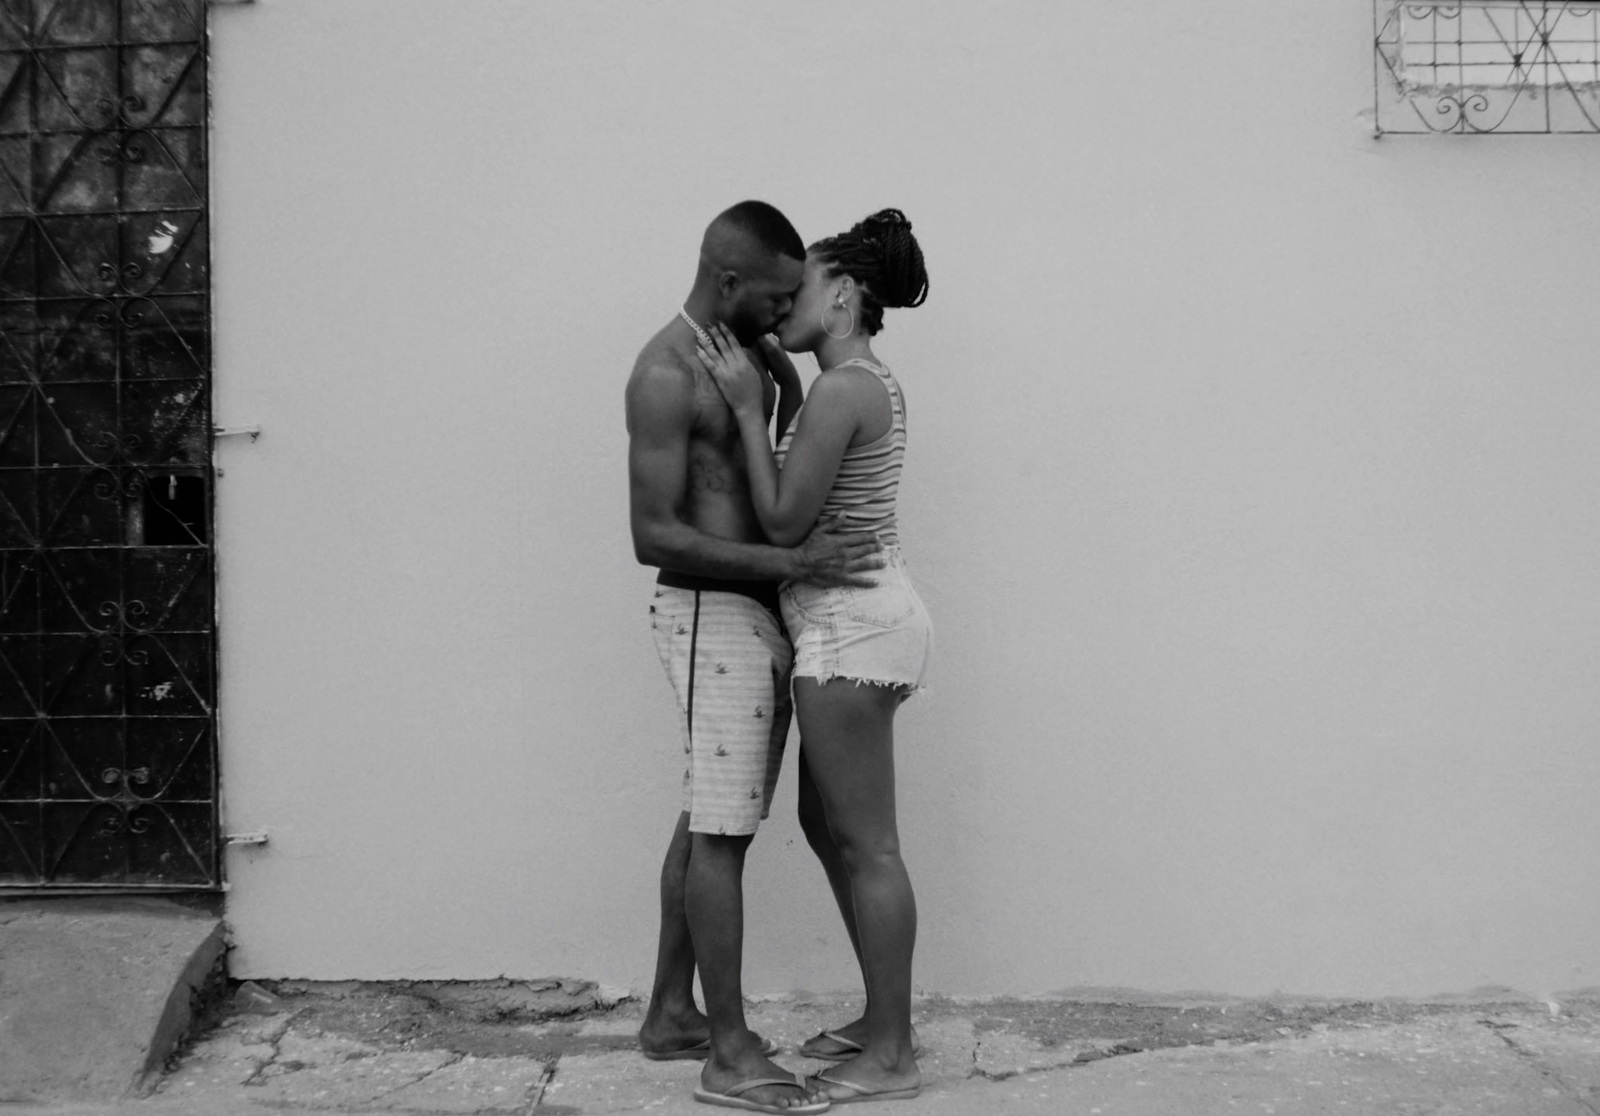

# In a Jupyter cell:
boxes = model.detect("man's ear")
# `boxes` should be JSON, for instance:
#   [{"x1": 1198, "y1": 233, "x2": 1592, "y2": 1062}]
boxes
[{"x1": 717, "y1": 270, "x2": 741, "y2": 298}]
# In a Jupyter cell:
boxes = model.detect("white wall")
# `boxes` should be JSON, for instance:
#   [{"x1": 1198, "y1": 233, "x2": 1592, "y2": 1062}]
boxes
[{"x1": 212, "y1": 1, "x2": 1600, "y2": 998}]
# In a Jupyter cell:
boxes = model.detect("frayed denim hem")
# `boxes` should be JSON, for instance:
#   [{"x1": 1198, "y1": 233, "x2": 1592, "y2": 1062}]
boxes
[{"x1": 793, "y1": 671, "x2": 929, "y2": 700}]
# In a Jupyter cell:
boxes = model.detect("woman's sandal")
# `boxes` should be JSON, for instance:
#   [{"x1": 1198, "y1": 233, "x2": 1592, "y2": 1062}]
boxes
[
  {"x1": 798, "y1": 1027, "x2": 921, "y2": 1062},
  {"x1": 646, "y1": 1035, "x2": 780, "y2": 1061},
  {"x1": 798, "y1": 1030, "x2": 863, "y2": 1061},
  {"x1": 693, "y1": 1074, "x2": 831, "y2": 1113},
  {"x1": 811, "y1": 1069, "x2": 922, "y2": 1104}
]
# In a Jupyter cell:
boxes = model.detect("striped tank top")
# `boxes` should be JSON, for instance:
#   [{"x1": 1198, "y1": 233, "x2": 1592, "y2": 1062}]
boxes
[{"x1": 776, "y1": 357, "x2": 906, "y2": 547}]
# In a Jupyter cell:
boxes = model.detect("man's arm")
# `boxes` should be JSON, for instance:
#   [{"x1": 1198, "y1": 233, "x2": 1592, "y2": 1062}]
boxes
[{"x1": 626, "y1": 361, "x2": 879, "y2": 583}]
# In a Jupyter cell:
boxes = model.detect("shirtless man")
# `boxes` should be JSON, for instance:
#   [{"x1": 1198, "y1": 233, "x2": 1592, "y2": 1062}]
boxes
[{"x1": 627, "y1": 201, "x2": 881, "y2": 1111}]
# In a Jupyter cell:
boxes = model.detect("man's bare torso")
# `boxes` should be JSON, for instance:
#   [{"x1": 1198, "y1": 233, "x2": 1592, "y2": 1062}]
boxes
[{"x1": 629, "y1": 325, "x2": 776, "y2": 552}]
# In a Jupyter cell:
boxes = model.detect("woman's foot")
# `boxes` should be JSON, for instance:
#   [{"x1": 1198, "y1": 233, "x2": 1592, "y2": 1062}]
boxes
[
  {"x1": 641, "y1": 1011, "x2": 778, "y2": 1060},
  {"x1": 699, "y1": 1044, "x2": 830, "y2": 1111},
  {"x1": 800, "y1": 1019, "x2": 920, "y2": 1061},
  {"x1": 639, "y1": 1003, "x2": 711, "y2": 1057},
  {"x1": 809, "y1": 1051, "x2": 921, "y2": 1104}
]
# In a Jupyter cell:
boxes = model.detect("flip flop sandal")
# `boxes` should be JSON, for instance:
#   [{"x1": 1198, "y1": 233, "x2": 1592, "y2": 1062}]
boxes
[
  {"x1": 693, "y1": 1074, "x2": 831, "y2": 1114},
  {"x1": 645, "y1": 1035, "x2": 780, "y2": 1061},
  {"x1": 798, "y1": 1030, "x2": 862, "y2": 1061},
  {"x1": 799, "y1": 1029, "x2": 922, "y2": 1062},
  {"x1": 812, "y1": 1069, "x2": 922, "y2": 1105}
]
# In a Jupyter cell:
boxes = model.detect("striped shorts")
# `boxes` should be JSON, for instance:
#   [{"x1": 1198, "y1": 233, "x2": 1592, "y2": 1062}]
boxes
[{"x1": 650, "y1": 577, "x2": 793, "y2": 836}]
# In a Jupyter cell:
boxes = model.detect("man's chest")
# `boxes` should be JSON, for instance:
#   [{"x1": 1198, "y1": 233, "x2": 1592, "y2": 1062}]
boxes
[{"x1": 689, "y1": 364, "x2": 774, "y2": 444}]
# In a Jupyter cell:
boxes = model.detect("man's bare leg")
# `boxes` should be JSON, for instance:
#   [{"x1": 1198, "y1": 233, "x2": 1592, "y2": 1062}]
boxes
[
  {"x1": 688, "y1": 831, "x2": 823, "y2": 1110},
  {"x1": 638, "y1": 811, "x2": 708, "y2": 1053}
]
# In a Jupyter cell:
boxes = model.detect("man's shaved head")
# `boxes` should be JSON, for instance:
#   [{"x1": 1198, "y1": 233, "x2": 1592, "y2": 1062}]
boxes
[
  {"x1": 700, "y1": 200, "x2": 805, "y2": 271},
  {"x1": 691, "y1": 201, "x2": 805, "y2": 344}
]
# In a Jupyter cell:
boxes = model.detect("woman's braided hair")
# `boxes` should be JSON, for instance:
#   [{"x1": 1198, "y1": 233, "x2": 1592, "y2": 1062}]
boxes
[{"x1": 811, "y1": 208, "x2": 929, "y2": 336}]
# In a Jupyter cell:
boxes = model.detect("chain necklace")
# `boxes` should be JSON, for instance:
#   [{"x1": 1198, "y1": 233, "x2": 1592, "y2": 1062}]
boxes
[{"x1": 678, "y1": 307, "x2": 715, "y2": 349}]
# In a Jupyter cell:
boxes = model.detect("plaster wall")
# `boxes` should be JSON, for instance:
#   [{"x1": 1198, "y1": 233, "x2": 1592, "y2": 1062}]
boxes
[{"x1": 212, "y1": 1, "x2": 1600, "y2": 997}]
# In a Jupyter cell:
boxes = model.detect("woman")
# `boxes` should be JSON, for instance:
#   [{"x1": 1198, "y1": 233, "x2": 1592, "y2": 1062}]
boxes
[{"x1": 695, "y1": 208, "x2": 932, "y2": 1105}]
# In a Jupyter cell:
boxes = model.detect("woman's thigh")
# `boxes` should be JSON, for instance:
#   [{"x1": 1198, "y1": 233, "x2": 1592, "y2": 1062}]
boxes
[{"x1": 794, "y1": 678, "x2": 904, "y2": 849}]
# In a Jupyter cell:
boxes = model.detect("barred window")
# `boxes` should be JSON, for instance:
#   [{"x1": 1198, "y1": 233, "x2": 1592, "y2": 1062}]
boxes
[{"x1": 1374, "y1": 1, "x2": 1600, "y2": 133}]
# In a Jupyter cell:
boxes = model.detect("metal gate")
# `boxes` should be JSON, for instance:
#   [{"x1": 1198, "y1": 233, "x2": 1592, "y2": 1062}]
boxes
[{"x1": 0, "y1": 0, "x2": 216, "y2": 888}]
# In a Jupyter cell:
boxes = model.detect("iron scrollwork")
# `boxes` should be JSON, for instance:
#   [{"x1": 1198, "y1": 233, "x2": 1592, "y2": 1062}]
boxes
[
  {"x1": 0, "y1": 0, "x2": 217, "y2": 888},
  {"x1": 1374, "y1": 1, "x2": 1600, "y2": 134}
]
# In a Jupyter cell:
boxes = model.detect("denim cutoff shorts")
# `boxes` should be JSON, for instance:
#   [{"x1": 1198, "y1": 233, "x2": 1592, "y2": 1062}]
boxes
[{"x1": 782, "y1": 546, "x2": 932, "y2": 695}]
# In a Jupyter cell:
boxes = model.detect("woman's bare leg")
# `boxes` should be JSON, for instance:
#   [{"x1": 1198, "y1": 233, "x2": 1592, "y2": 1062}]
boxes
[
  {"x1": 794, "y1": 678, "x2": 919, "y2": 1095},
  {"x1": 797, "y1": 748, "x2": 869, "y2": 1035}
]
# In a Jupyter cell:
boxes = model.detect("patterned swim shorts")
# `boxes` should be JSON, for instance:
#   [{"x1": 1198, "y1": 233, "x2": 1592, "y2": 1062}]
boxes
[{"x1": 650, "y1": 577, "x2": 794, "y2": 836}]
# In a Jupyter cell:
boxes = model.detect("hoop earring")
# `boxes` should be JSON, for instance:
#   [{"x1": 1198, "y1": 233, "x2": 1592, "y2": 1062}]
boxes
[{"x1": 822, "y1": 300, "x2": 855, "y2": 340}]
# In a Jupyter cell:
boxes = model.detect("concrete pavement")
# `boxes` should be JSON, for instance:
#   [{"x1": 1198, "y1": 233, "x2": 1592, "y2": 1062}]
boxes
[
  {"x1": 3, "y1": 979, "x2": 1597, "y2": 1115},
  {"x1": 0, "y1": 898, "x2": 224, "y2": 1103}
]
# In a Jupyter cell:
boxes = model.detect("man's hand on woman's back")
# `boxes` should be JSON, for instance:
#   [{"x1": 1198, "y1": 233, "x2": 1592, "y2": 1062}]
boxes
[{"x1": 795, "y1": 515, "x2": 884, "y2": 588}]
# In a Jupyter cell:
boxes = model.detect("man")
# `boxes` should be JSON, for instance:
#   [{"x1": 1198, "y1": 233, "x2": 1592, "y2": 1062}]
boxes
[{"x1": 626, "y1": 201, "x2": 881, "y2": 1110}]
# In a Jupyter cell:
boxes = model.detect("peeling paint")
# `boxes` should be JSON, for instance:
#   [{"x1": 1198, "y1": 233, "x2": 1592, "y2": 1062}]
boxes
[{"x1": 147, "y1": 220, "x2": 180, "y2": 255}]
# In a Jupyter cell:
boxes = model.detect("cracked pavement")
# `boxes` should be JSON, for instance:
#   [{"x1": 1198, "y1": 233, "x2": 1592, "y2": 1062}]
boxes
[{"x1": 6, "y1": 981, "x2": 1599, "y2": 1114}]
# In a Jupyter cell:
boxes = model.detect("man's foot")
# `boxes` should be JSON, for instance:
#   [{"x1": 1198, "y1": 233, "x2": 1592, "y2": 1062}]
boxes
[
  {"x1": 799, "y1": 1020, "x2": 920, "y2": 1062},
  {"x1": 808, "y1": 1055, "x2": 921, "y2": 1105},
  {"x1": 699, "y1": 1048, "x2": 829, "y2": 1112}
]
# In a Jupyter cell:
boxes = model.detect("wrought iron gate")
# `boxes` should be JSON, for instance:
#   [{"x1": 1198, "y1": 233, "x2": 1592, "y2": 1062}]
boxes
[{"x1": 0, "y1": 0, "x2": 216, "y2": 888}]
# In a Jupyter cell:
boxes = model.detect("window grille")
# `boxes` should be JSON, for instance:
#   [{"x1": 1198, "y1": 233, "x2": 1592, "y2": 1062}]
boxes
[
  {"x1": 1374, "y1": 1, "x2": 1600, "y2": 133},
  {"x1": 0, "y1": 0, "x2": 218, "y2": 889}
]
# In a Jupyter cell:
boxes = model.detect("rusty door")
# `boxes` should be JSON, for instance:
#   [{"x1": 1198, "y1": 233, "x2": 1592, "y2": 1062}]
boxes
[{"x1": 0, "y1": 0, "x2": 216, "y2": 888}]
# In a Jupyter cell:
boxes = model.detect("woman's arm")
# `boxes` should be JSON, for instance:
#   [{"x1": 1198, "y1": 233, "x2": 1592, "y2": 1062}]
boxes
[
  {"x1": 699, "y1": 325, "x2": 860, "y2": 547},
  {"x1": 761, "y1": 335, "x2": 805, "y2": 445}
]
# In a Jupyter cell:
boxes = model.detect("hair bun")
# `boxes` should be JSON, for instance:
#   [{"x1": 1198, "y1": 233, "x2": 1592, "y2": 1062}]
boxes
[
  {"x1": 810, "y1": 209, "x2": 929, "y2": 332},
  {"x1": 862, "y1": 208, "x2": 912, "y2": 232},
  {"x1": 856, "y1": 209, "x2": 927, "y2": 310}
]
